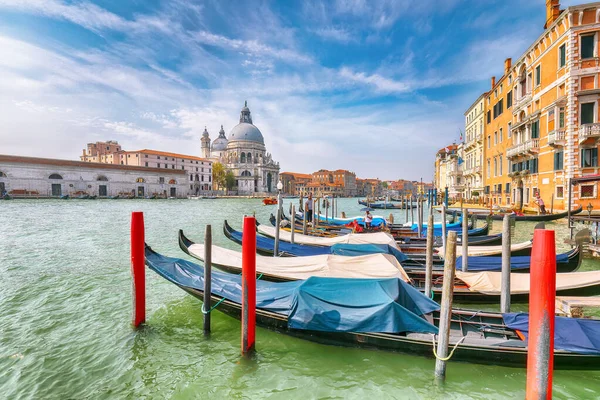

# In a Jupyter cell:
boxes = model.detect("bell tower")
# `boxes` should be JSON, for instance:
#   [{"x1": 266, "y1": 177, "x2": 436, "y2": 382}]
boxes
[{"x1": 201, "y1": 126, "x2": 211, "y2": 158}]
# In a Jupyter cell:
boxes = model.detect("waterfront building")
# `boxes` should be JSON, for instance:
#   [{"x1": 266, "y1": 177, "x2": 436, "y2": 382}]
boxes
[
  {"x1": 484, "y1": 60, "x2": 514, "y2": 207},
  {"x1": 434, "y1": 144, "x2": 465, "y2": 201},
  {"x1": 0, "y1": 154, "x2": 187, "y2": 198},
  {"x1": 200, "y1": 102, "x2": 280, "y2": 194},
  {"x1": 81, "y1": 142, "x2": 213, "y2": 195},
  {"x1": 463, "y1": 93, "x2": 487, "y2": 200},
  {"x1": 356, "y1": 178, "x2": 383, "y2": 197},
  {"x1": 457, "y1": 0, "x2": 600, "y2": 211},
  {"x1": 280, "y1": 172, "x2": 313, "y2": 195}
]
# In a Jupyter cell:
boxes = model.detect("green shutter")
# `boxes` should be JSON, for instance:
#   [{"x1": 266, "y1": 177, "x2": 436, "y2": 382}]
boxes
[
  {"x1": 560, "y1": 45, "x2": 566, "y2": 67},
  {"x1": 581, "y1": 103, "x2": 595, "y2": 125},
  {"x1": 582, "y1": 35, "x2": 595, "y2": 59}
]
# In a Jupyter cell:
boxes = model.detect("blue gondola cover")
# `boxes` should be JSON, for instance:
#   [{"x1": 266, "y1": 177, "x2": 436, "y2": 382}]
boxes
[
  {"x1": 330, "y1": 243, "x2": 409, "y2": 263},
  {"x1": 503, "y1": 313, "x2": 600, "y2": 355},
  {"x1": 456, "y1": 252, "x2": 569, "y2": 271}
]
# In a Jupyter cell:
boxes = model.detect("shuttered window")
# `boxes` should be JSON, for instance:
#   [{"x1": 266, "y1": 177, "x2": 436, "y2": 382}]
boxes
[
  {"x1": 531, "y1": 120, "x2": 539, "y2": 139},
  {"x1": 559, "y1": 44, "x2": 566, "y2": 67},
  {"x1": 581, "y1": 34, "x2": 595, "y2": 59},
  {"x1": 582, "y1": 148, "x2": 598, "y2": 168},
  {"x1": 554, "y1": 151, "x2": 564, "y2": 170},
  {"x1": 581, "y1": 102, "x2": 595, "y2": 125}
]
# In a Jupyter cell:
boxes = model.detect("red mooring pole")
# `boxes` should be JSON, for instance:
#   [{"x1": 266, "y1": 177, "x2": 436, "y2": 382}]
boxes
[
  {"x1": 241, "y1": 215, "x2": 256, "y2": 355},
  {"x1": 131, "y1": 211, "x2": 145, "y2": 327},
  {"x1": 526, "y1": 229, "x2": 556, "y2": 400}
]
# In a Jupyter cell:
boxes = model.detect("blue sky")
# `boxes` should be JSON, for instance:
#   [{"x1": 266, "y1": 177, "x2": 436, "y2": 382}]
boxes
[{"x1": 0, "y1": 0, "x2": 583, "y2": 180}]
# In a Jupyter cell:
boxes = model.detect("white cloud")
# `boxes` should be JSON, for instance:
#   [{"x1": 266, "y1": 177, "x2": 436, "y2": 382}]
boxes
[
  {"x1": 313, "y1": 26, "x2": 355, "y2": 43},
  {"x1": 339, "y1": 67, "x2": 410, "y2": 94}
]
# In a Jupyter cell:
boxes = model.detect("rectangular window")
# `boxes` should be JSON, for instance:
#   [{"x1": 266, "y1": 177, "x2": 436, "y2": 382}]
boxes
[
  {"x1": 508, "y1": 122, "x2": 512, "y2": 138},
  {"x1": 507, "y1": 91, "x2": 512, "y2": 108},
  {"x1": 559, "y1": 44, "x2": 566, "y2": 68},
  {"x1": 559, "y1": 107, "x2": 565, "y2": 128},
  {"x1": 530, "y1": 158, "x2": 538, "y2": 173},
  {"x1": 159, "y1": 177, "x2": 165, "y2": 184},
  {"x1": 505, "y1": 183, "x2": 510, "y2": 193},
  {"x1": 531, "y1": 120, "x2": 539, "y2": 139},
  {"x1": 581, "y1": 102, "x2": 595, "y2": 125},
  {"x1": 535, "y1": 65, "x2": 541, "y2": 86},
  {"x1": 581, "y1": 148, "x2": 598, "y2": 167},
  {"x1": 581, "y1": 184, "x2": 596, "y2": 198},
  {"x1": 499, "y1": 128, "x2": 503, "y2": 142},
  {"x1": 498, "y1": 99, "x2": 503, "y2": 115},
  {"x1": 494, "y1": 132, "x2": 498, "y2": 145},
  {"x1": 500, "y1": 156, "x2": 503, "y2": 175},
  {"x1": 548, "y1": 109, "x2": 555, "y2": 122},
  {"x1": 554, "y1": 151, "x2": 564, "y2": 170},
  {"x1": 487, "y1": 136, "x2": 491, "y2": 148},
  {"x1": 145, "y1": 162, "x2": 148, "y2": 167},
  {"x1": 494, "y1": 158, "x2": 497, "y2": 176},
  {"x1": 556, "y1": 186, "x2": 564, "y2": 199},
  {"x1": 581, "y1": 34, "x2": 595, "y2": 59},
  {"x1": 487, "y1": 111, "x2": 491, "y2": 124}
]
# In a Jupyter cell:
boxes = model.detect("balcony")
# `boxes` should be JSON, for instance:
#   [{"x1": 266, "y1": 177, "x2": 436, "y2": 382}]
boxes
[
  {"x1": 464, "y1": 133, "x2": 482, "y2": 150},
  {"x1": 579, "y1": 123, "x2": 600, "y2": 143},
  {"x1": 506, "y1": 139, "x2": 540, "y2": 158},
  {"x1": 547, "y1": 129, "x2": 565, "y2": 146},
  {"x1": 514, "y1": 92, "x2": 532, "y2": 111}
]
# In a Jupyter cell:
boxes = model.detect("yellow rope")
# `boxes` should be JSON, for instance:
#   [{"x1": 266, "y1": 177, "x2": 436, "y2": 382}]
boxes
[{"x1": 431, "y1": 334, "x2": 466, "y2": 361}]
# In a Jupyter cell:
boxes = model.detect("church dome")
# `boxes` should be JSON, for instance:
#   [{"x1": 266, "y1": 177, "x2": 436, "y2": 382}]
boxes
[
  {"x1": 212, "y1": 125, "x2": 229, "y2": 151},
  {"x1": 227, "y1": 101, "x2": 265, "y2": 145},
  {"x1": 229, "y1": 123, "x2": 264, "y2": 144}
]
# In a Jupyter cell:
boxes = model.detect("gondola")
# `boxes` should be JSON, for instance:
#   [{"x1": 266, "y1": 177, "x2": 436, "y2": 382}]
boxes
[
  {"x1": 269, "y1": 214, "x2": 347, "y2": 237},
  {"x1": 221, "y1": 222, "x2": 580, "y2": 272},
  {"x1": 146, "y1": 244, "x2": 600, "y2": 369},
  {"x1": 391, "y1": 223, "x2": 489, "y2": 239},
  {"x1": 180, "y1": 232, "x2": 586, "y2": 302},
  {"x1": 445, "y1": 206, "x2": 583, "y2": 221},
  {"x1": 358, "y1": 200, "x2": 416, "y2": 209}
]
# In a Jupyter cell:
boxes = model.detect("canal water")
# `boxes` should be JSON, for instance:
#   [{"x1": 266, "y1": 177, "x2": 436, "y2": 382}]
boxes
[{"x1": 1, "y1": 198, "x2": 599, "y2": 399}]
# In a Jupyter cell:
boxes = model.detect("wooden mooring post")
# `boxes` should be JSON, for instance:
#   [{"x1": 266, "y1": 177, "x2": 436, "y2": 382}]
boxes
[
  {"x1": 425, "y1": 204, "x2": 434, "y2": 298},
  {"x1": 461, "y1": 208, "x2": 468, "y2": 272},
  {"x1": 525, "y1": 229, "x2": 556, "y2": 399},
  {"x1": 501, "y1": 215, "x2": 511, "y2": 313},
  {"x1": 273, "y1": 191, "x2": 282, "y2": 257},
  {"x1": 203, "y1": 225, "x2": 212, "y2": 333},
  {"x1": 131, "y1": 211, "x2": 145, "y2": 328},
  {"x1": 241, "y1": 216, "x2": 257, "y2": 355},
  {"x1": 435, "y1": 230, "x2": 457, "y2": 379},
  {"x1": 291, "y1": 205, "x2": 296, "y2": 244}
]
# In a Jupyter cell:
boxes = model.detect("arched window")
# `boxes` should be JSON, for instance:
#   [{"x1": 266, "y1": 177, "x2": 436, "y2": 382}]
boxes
[
  {"x1": 49, "y1": 173, "x2": 63, "y2": 179},
  {"x1": 255, "y1": 153, "x2": 259, "y2": 163},
  {"x1": 240, "y1": 152, "x2": 246, "y2": 163},
  {"x1": 136, "y1": 178, "x2": 145, "y2": 183},
  {"x1": 195, "y1": 174, "x2": 200, "y2": 181},
  {"x1": 241, "y1": 170, "x2": 251, "y2": 177},
  {"x1": 190, "y1": 174, "x2": 193, "y2": 181},
  {"x1": 247, "y1": 153, "x2": 252, "y2": 163},
  {"x1": 97, "y1": 175, "x2": 108, "y2": 181},
  {"x1": 168, "y1": 179, "x2": 176, "y2": 184}
]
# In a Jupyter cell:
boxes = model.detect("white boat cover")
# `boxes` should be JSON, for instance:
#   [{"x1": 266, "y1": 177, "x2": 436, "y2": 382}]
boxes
[
  {"x1": 455, "y1": 270, "x2": 600, "y2": 295},
  {"x1": 436, "y1": 241, "x2": 532, "y2": 257},
  {"x1": 187, "y1": 243, "x2": 411, "y2": 282},
  {"x1": 257, "y1": 224, "x2": 399, "y2": 248}
]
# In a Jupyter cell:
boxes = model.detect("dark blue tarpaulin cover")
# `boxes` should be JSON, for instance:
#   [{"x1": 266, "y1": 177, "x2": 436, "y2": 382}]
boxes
[
  {"x1": 456, "y1": 251, "x2": 570, "y2": 271},
  {"x1": 503, "y1": 313, "x2": 600, "y2": 355},
  {"x1": 289, "y1": 277, "x2": 438, "y2": 333},
  {"x1": 228, "y1": 224, "x2": 330, "y2": 256},
  {"x1": 330, "y1": 243, "x2": 409, "y2": 263},
  {"x1": 146, "y1": 247, "x2": 439, "y2": 334}
]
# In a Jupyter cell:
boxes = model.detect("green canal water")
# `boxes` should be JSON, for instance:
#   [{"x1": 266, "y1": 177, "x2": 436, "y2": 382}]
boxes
[{"x1": 1, "y1": 198, "x2": 600, "y2": 399}]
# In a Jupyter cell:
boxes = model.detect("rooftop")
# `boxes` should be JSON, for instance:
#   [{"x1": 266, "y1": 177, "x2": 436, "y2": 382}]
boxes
[{"x1": 127, "y1": 149, "x2": 211, "y2": 162}]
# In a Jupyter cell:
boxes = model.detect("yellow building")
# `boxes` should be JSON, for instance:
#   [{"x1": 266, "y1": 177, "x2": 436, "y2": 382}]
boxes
[
  {"x1": 474, "y1": 0, "x2": 600, "y2": 211},
  {"x1": 463, "y1": 93, "x2": 487, "y2": 200}
]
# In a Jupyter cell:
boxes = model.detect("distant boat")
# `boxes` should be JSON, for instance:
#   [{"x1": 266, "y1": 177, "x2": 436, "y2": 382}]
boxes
[
  {"x1": 109, "y1": 195, "x2": 121, "y2": 200},
  {"x1": 60, "y1": 195, "x2": 70, "y2": 200},
  {"x1": 3, "y1": 194, "x2": 12, "y2": 200},
  {"x1": 263, "y1": 197, "x2": 277, "y2": 205},
  {"x1": 88, "y1": 195, "x2": 97, "y2": 200},
  {"x1": 77, "y1": 194, "x2": 90, "y2": 200}
]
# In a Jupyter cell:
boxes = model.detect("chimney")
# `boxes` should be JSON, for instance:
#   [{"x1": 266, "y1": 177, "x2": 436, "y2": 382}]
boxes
[
  {"x1": 504, "y1": 58, "x2": 512, "y2": 76},
  {"x1": 545, "y1": 0, "x2": 560, "y2": 28},
  {"x1": 491, "y1": 76, "x2": 496, "y2": 90}
]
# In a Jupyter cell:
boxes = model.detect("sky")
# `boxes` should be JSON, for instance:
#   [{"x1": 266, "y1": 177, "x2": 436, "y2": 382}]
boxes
[{"x1": 0, "y1": 0, "x2": 584, "y2": 180}]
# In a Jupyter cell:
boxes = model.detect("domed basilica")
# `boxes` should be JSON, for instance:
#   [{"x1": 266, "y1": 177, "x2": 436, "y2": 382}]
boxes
[{"x1": 201, "y1": 102, "x2": 280, "y2": 194}]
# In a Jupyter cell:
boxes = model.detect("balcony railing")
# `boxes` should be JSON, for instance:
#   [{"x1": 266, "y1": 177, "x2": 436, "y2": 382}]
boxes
[
  {"x1": 506, "y1": 139, "x2": 540, "y2": 158},
  {"x1": 548, "y1": 129, "x2": 565, "y2": 146},
  {"x1": 514, "y1": 92, "x2": 532, "y2": 109},
  {"x1": 579, "y1": 123, "x2": 600, "y2": 143},
  {"x1": 463, "y1": 165, "x2": 482, "y2": 176},
  {"x1": 464, "y1": 133, "x2": 482, "y2": 149}
]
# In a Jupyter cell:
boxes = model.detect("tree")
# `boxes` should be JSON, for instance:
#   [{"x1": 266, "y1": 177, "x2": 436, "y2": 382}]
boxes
[
  {"x1": 382, "y1": 182, "x2": 389, "y2": 189},
  {"x1": 212, "y1": 162, "x2": 226, "y2": 190},
  {"x1": 225, "y1": 171, "x2": 236, "y2": 192}
]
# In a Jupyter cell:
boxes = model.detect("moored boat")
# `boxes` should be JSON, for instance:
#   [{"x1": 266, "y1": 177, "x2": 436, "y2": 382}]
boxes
[
  {"x1": 445, "y1": 206, "x2": 583, "y2": 221},
  {"x1": 263, "y1": 197, "x2": 277, "y2": 205},
  {"x1": 146, "y1": 245, "x2": 600, "y2": 369}
]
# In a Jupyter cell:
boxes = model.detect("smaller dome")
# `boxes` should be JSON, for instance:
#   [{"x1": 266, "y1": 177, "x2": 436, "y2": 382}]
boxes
[
  {"x1": 202, "y1": 126, "x2": 209, "y2": 138},
  {"x1": 212, "y1": 124, "x2": 228, "y2": 151}
]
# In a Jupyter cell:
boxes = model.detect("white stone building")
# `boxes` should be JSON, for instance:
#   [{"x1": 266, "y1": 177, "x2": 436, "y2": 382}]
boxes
[
  {"x1": 0, "y1": 154, "x2": 187, "y2": 198},
  {"x1": 201, "y1": 102, "x2": 280, "y2": 194},
  {"x1": 82, "y1": 145, "x2": 212, "y2": 195}
]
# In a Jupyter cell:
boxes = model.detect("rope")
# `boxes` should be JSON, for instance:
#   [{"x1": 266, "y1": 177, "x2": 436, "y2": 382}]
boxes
[
  {"x1": 430, "y1": 289, "x2": 435, "y2": 300},
  {"x1": 431, "y1": 334, "x2": 466, "y2": 361},
  {"x1": 201, "y1": 297, "x2": 226, "y2": 314}
]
